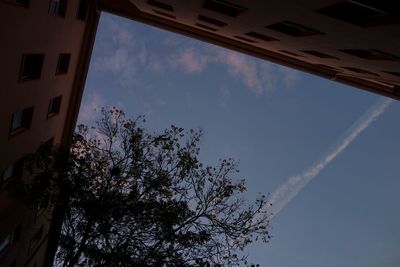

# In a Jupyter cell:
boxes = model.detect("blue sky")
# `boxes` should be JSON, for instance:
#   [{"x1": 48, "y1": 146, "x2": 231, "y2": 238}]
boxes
[{"x1": 78, "y1": 13, "x2": 400, "y2": 267}]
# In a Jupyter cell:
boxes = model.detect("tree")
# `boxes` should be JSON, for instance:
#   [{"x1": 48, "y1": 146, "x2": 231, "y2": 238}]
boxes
[{"x1": 10, "y1": 108, "x2": 272, "y2": 267}]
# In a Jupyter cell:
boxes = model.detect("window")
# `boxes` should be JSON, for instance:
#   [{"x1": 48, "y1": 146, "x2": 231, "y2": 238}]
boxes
[
  {"x1": 48, "y1": 0, "x2": 67, "y2": 17},
  {"x1": 234, "y1": 36, "x2": 257, "y2": 43},
  {"x1": 314, "y1": 64, "x2": 342, "y2": 74},
  {"x1": 384, "y1": 71, "x2": 400, "y2": 77},
  {"x1": 147, "y1": 0, "x2": 173, "y2": 11},
  {"x1": 395, "y1": 86, "x2": 400, "y2": 96},
  {"x1": 339, "y1": 49, "x2": 400, "y2": 61},
  {"x1": 0, "y1": 233, "x2": 13, "y2": 256},
  {"x1": 76, "y1": 0, "x2": 88, "y2": 20},
  {"x1": 34, "y1": 197, "x2": 49, "y2": 222},
  {"x1": 317, "y1": 0, "x2": 400, "y2": 27},
  {"x1": 3, "y1": 0, "x2": 29, "y2": 7},
  {"x1": 1, "y1": 159, "x2": 23, "y2": 185},
  {"x1": 195, "y1": 23, "x2": 218, "y2": 31},
  {"x1": 342, "y1": 66, "x2": 379, "y2": 76},
  {"x1": 47, "y1": 96, "x2": 62, "y2": 118},
  {"x1": 266, "y1": 21, "x2": 325, "y2": 37},
  {"x1": 203, "y1": 0, "x2": 247, "y2": 17},
  {"x1": 19, "y1": 54, "x2": 44, "y2": 82},
  {"x1": 152, "y1": 10, "x2": 175, "y2": 19},
  {"x1": 301, "y1": 50, "x2": 339, "y2": 59},
  {"x1": 28, "y1": 225, "x2": 44, "y2": 255},
  {"x1": 56, "y1": 53, "x2": 70, "y2": 75},
  {"x1": 245, "y1": 32, "x2": 278, "y2": 42},
  {"x1": 363, "y1": 79, "x2": 397, "y2": 90},
  {"x1": 360, "y1": 0, "x2": 400, "y2": 12},
  {"x1": 198, "y1": 15, "x2": 227, "y2": 27},
  {"x1": 0, "y1": 225, "x2": 21, "y2": 256},
  {"x1": 35, "y1": 197, "x2": 49, "y2": 216},
  {"x1": 314, "y1": 64, "x2": 341, "y2": 71},
  {"x1": 279, "y1": 50, "x2": 303, "y2": 57},
  {"x1": 10, "y1": 107, "x2": 34, "y2": 136}
]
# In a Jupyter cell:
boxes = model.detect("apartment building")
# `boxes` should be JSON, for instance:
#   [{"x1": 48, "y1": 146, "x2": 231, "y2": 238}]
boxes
[
  {"x1": 100, "y1": 0, "x2": 400, "y2": 100},
  {"x1": 0, "y1": 1, "x2": 98, "y2": 266},
  {"x1": 0, "y1": 0, "x2": 399, "y2": 266}
]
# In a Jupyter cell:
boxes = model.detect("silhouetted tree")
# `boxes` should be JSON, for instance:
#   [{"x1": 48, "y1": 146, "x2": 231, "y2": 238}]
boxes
[{"x1": 9, "y1": 108, "x2": 271, "y2": 267}]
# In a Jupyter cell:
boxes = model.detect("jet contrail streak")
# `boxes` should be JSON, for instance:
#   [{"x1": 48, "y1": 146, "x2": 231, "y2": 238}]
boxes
[{"x1": 265, "y1": 97, "x2": 393, "y2": 218}]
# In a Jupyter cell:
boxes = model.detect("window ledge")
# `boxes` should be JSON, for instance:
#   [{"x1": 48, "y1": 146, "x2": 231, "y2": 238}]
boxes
[
  {"x1": 19, "y1": 77, "x2": 40, "y2": 83},
  {"x1": 8, "y1": 127, "x2": 28, "y2": 138},
  {"x1": 46, "y1": 113, "x2": 59, "y2": 119},
  {"x1": 55, "y1": 72, "x2": 68, "y2": 76}
]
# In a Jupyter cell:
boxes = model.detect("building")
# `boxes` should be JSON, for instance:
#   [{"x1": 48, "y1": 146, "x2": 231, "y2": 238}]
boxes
[
  {"x1": 0, "y1": 0, "x2": 399, "y2": 266},
  {"x1": 100, "y1": 0, "x2": 400, "y2": 99},
  {"x1": 0, "y1": 1, "x2": 99, "y2": 266}
]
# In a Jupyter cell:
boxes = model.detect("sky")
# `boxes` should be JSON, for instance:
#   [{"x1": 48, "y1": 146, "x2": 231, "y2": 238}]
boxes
[{"x1": 78, "y1": 12, "x2": 400, "y2": 267}]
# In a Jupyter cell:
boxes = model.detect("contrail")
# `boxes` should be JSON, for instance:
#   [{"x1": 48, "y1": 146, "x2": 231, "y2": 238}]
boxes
[{"x1": 265, "y1": 97, "x2": 393, "y2": 218}]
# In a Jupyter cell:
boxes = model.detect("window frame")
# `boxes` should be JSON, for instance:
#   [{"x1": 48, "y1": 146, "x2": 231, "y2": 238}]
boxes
[
  {"x1": 34, "y1": 197, "x2": 49, "y2": 222},
  {"x1": 0, "y1": 225, "x2": 21, "y2": 257},
  {"x1": 245, "y1": 32, "x2": 278, "y2": 42},
  {"x1": 56, "y1": 53, "x2": 71, "y2": 75},
  {"x1": 76, "y1": 0, "x2": 88, "y2": 20},
  {"x1": 342, "y1": 66, "x2": 379, "y2": 76},
  {"x1": 1, "y1": 159, "x2": 23, "y2": 187},
  {"x1": 9, "y1": 107, "x2": 34, "y2": 137},
  {"x1": 47, "y1": 96, "x2": 62, "y2": 118},
  {"x1": 148, "y1": 0, "x2": 173, "y2": 12},
  {"x1": 317, "y1": 0, "x2": 400, "y2": 27},
  {"x1": 339, "y1": 49, "x2": 400, "y2": 61},
  {"x1": 2, "y1": 0, "x2": 30, "y2": 7},
  {"x1": 28, "y1": 225, "x2": 44, "y2": 255},
  {"x1": 19, "y1": 54, "x2": 44, "y2": 83},
  {"x1": 198, "y1": 15, "x2": 227, "y2": 27},
  {"x1": 48, "y1": 0, "x2": 67, "y2": 17},
  {"x1": 301, "y1": 50, "x2": 339, "y2": 59},
  {"x1": 0, "y1": 232, "x2": 13, "y2": 256},
  {"x1": 202, "y1": 0, "x2": 247, "y2": 17},
  {"x1": 266, "y1": 21, "x2": 325, "y2": 37}
]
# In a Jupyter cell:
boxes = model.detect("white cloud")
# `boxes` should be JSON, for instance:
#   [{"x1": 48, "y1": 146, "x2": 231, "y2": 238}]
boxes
[
  {"x1": 79, "y1": 92, "x2": 105, "y2": 123},
  {"x1": 167, "y1": 46, "x2": 300, "y2": 95},
  {"x1": 92, "y1": 16, "x2": 151, "y2": 88},
  {"x1": 277, "y1": 65, "x2": 300, "y2": 89},
  {"x1": 105, "y1": 15, "x2": 134, "y2": 46},
  {"x1": 167, "y1": 47, "x2": 271, "y2": 95},
  {"x1": 163, "y1": 35, "x2": 184, "y2": 47},
  {"x1": 95, "y1": 47, "x2": 130, "y2": 73},
  {"x1": 156, "y1": 96, "x2": 167, "y2": 106},
  {"x1": 146, "y1": 54, "x2": 164, "y2": 73},
  {"x1": 215, "y1": 50, "x2": 264, "y2": 95},
  {"x1": 169, "y1": 48, "x2": 209, "y2": 73},
  {"x1": 93, "y1": 15, "x2": 301, "y2": 95},
  {"x1": 92, "y1": 17, "x2": 137, "y2": 87},
  {"x1": 185, "y1": 91, "x2": 193, "y2": 109},
  {"x1": 219, "y1": 85, "x2": 231, "y2": 108},
  {"x1": 264, "y1": 98, "x2": 393, "y2": 218},
  {"x1": 215, "y1": 50, "x2": 301, "y2": 94}
]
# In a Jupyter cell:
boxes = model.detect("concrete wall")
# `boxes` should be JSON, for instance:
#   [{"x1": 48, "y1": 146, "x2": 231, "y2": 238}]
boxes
[{"x1": 0, "y1": 1, "x2": 91, "y2": 266}]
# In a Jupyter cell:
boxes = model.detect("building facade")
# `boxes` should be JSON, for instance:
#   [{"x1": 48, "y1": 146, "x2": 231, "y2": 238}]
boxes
[
  {"x1": 0, "y1": 0, "x2": 399, "y2": 266},
  {"x1": 100, "y1": 0, "x2": 400, "y2": 100},
  {"x1": 0, "y1": 1, "x2": 99, "y2": 266}
]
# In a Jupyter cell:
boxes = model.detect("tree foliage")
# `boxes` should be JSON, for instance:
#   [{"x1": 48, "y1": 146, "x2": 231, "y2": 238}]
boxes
[{"x1": 11, "y1": 108, "x2": 272, "y2": 266}]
